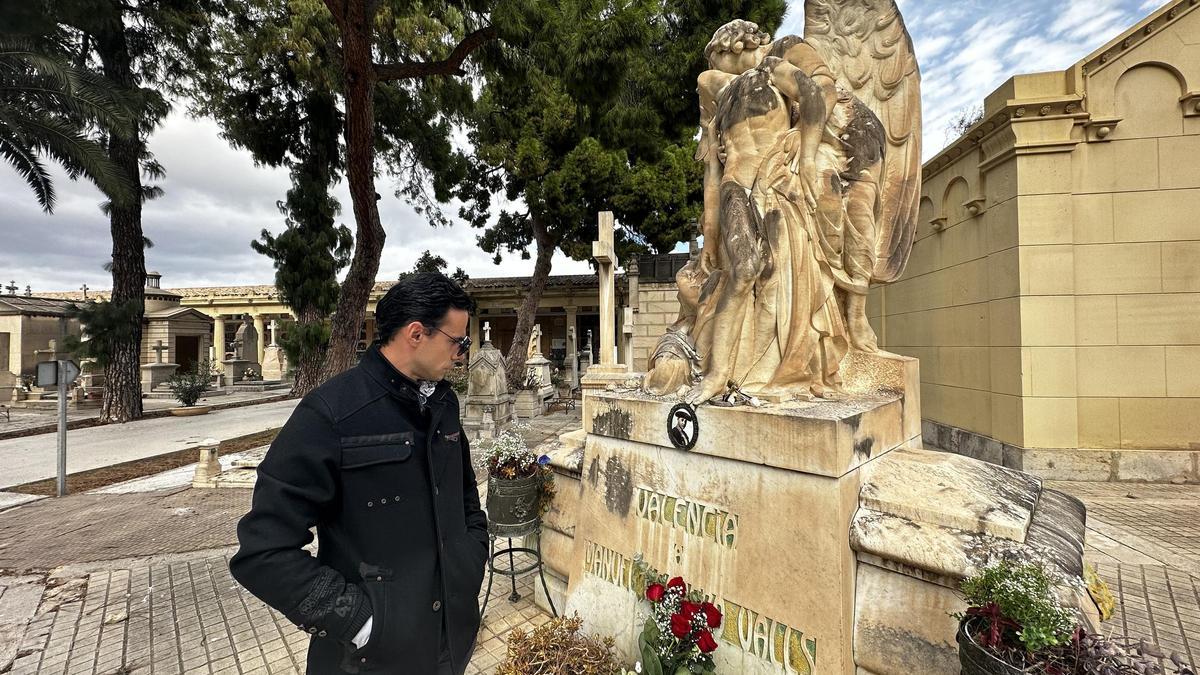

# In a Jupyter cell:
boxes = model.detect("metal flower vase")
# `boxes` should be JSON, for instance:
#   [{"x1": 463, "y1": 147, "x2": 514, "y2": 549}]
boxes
[{"x1": 486, "y1": 472, "x2": 542, "y2": 538}]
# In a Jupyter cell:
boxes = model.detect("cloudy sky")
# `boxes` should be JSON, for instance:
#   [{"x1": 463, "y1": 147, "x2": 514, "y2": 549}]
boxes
[{"x1": 1, "y1": 0, "x2": 1163, "y2": 294}]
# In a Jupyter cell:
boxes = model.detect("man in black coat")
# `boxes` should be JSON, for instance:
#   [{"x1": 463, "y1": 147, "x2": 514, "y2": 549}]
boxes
[{"x1": 230, "y1": 272, "x2": 488, "y2": 674}]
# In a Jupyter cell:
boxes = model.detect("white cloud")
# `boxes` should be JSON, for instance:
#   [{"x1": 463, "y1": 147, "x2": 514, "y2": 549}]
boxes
[{"x1": 2, "y1": 0, "x2": 1161, "y2": 291}]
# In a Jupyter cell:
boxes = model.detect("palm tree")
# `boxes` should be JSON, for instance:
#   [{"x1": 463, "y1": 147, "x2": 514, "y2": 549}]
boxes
[{"x1": 0, "y1": 35, "x2": 134, "y2": 212}]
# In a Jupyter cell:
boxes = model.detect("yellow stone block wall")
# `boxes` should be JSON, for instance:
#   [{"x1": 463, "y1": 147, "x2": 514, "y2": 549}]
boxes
[
  {"x1": 631, "y1": 282, "x2": 682, "y2": 371},
  {"x1": 875, "y1": 0, "x2": 1200, "y2": 457}
]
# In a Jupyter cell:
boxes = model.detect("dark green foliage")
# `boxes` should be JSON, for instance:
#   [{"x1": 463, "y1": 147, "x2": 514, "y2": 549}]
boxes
[
  {"x1": 248, "y1": 91, "x2": 352, "y2": 321},
  {"x1": 460, "y1": 0, "x2": 788, "y2": 264},
  {"x1": 398, "y1": 250, "x2": 468, "y2": 286},
  {"x1": 276, "y1": 319, "x2": 330, "y2": 373},
  {"x1": 166, "y1": 359, "x2": 217, "y2": 406},
  {"x1": 63, "y1": 299, "x2": 143, "y2": 368},
  {"x1": 0, "y1": 33, "x2": 135, "y2": 212}
]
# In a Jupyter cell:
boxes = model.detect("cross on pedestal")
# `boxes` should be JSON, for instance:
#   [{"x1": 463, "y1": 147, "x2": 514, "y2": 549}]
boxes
[
  {"x1": 483, "y1": 321, "x2": 492, "y2": 345},
  {"x1": 592, "y1": 211, "x2": 618, "y2": 365},
  {"x1": 5, "y1": 281, "x2": 16, "y2": 295},
  {"x1": 24, "y1": 285, "x2": 31, "y2": 297},
  {"x1": 152, "y1": 339, "x2": 168, "y2": 364},
  {"x1": 80, "y1": 283, "x2": 89, "y2": 299},
  {"x1": 268, "y1": 320, "x2": 279, "y2": 347}
]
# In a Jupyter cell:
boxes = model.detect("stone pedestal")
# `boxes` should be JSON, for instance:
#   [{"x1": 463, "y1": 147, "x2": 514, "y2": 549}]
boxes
[
  {"x1": 221, "y1": 358, "x2": 257, "y2": 386},
  {"x1": 192, "y1": 439, "x2": 221, "y2": 488},
  {"x1": 525, "y1": 355, "x2": 555, "y2": 396},
  {"x1": 261, "y1": 346, "x2": 288, "y2": 381},
  {"x1": 141, "y1": 362, "x2": 178, "y2": 391},
  {"x1": 564, "y1": 379, "x2": 917, "y2": 674},
  {"x1": 463, "y1": 393, "x2": 515, "y2": 440},
  {"x1": 514, "y1": 388, "x2": 547, "y2": 418},
  {"x1": 548, "y1": 352, "x2": 1093, "y2": 674},
  {"x1": 0, "y1": 370, "x2": 18, "y2": 405}
]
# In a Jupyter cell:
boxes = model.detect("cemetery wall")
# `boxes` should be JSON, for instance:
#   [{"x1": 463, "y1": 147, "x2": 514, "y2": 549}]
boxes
[
  {"x1": 871, "y1": 0, "x2": 1200, "y2": 481},
  {"x1": 631, "y1": 281, "x2": 681, "y2": 371}
]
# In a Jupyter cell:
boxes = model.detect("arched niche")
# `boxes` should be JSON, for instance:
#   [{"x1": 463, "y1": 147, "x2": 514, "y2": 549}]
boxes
[
  {"x1": 943, "y1": 177, "x2": 971, "y2": 227},
  {"x1": 1112, "y1": 62, "x2": 1186, "y2": 139}
]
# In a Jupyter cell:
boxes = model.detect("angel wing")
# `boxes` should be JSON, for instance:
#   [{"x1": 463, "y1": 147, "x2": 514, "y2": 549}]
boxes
[{"x1": 804, "y1": 0, "x2": 922, "y2": 283}]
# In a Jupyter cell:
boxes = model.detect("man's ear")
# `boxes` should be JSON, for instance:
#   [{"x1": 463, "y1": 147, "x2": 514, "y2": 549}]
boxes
[{"x1": 404, "y1": 321, "x2": 425, "y2": 344}]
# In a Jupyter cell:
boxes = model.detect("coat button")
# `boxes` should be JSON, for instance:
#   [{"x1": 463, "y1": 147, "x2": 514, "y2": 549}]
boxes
[
  {"x1": 318, "y1": 630, "x2": 327, "y2": 637},
  {"x1": 308, "y1": 627, "x2": 317, "y2": 634},
  {"x1": 394, "y1": 495, "x2": 400, "y2": 500},
  {"x1": 376, "y1": 576, "x2": 383, "y2": 581},
  {"x1": 381, "y1": 498, "x2": 387, "y2": 504},
  {"x1": 361, "y1": 657, "x2": 367, "y2": 663},
  {"x1": 367, "y1": 501, "x2": 373, "y2": 507},
  {"x1": 432, "y1": 600, "x2": 442, "y2": 611}
]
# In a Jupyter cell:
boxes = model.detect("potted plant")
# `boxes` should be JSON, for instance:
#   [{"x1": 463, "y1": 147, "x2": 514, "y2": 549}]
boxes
[
  {"x1": 483, "y1": 422, "x2": 555, "y2": 537},
  {"x1": 167, "y1": 359, "x2": 218, "y2": 416},
  {"x1": 957, "y1": 559, "x2": 1195, "y2": 675},
  {"x1": 636, "y1": 570, "x2": 722, "y2": 675}
]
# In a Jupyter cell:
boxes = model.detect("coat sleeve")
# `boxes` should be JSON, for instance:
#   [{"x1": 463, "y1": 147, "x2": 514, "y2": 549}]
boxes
[
  {"x1": 460, "y1": 432, "x2": 488, "y2": 549},
  {"x1": 228, "y1": 393, "x2": 371, "y2": 642}
]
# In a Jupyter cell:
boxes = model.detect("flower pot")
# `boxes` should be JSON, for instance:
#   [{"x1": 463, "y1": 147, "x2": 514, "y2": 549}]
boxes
[
  {"x1": 486, "y1": 472, "x2": 542, "y2": 538},
  {"x1": 170, "y1": 405, "x2": 211, "y2": 417},
  {"x1": 957, "y1": 618, "x2": 1032, "y2": 675}
]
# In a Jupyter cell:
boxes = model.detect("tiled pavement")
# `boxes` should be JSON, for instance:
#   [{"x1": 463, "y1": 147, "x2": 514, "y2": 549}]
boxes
[
  {"x1": 3, "y1": 550, "x2": 553, "y2": 675},
  {"x1": 1048, "y1": 480, "x2": 1200, "y2": 669},
  {"x1": 0, "y1": 423, "x2": 1196, "y2": 674}
]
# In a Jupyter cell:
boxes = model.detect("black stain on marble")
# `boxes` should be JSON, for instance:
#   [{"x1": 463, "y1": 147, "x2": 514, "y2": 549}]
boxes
[{"x1": 604, "y1": 456, "x2": 633, "y2": 517}]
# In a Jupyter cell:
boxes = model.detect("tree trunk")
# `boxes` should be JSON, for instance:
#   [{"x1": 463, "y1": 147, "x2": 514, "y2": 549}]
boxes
[
  {"x1": 96, "y1": 25, "x2": 145, "y2": 423},
  {"x1": 504, "y1": 218, "x2": 555, "y2": 385},
  {"x1": 321, "y1": 0, "x2": 385, "y2": 381},
  {"x1": 290, "y1": 308, "x2": 326, "y2": 397}
]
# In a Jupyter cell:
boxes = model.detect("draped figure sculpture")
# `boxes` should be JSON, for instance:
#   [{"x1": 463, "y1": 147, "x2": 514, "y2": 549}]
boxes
[{"x1": 644, "y1": 3, "x2": 922, "y2": 403}]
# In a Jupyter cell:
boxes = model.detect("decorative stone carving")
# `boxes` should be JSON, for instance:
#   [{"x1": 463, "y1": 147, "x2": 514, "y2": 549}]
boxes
[{"x1": 644, "y1": 10, "x2": 923, "y2": 404}]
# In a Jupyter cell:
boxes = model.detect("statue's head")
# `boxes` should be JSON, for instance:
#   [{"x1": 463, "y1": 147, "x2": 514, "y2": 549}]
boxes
[{"x1": 705, "y1": 20, "x2": 772, "y2": 75}]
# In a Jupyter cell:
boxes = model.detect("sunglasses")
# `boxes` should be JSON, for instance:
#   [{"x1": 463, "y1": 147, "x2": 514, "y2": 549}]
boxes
[{"x1": 433, "y1": 327, "x2": 472, "y2": 356}]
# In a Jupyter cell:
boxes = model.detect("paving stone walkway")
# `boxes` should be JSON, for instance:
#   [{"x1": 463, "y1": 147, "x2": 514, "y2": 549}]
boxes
[
  {"x1": 1049, "y1": 480, "x2": 1200, "y2": 670},
  {"x1": 0, "y1": 422, "x2": 1195, "y2": 674}
]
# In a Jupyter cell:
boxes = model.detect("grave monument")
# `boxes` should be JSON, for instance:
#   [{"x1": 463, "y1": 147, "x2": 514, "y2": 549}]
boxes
[
  {"x1": 463, "y1": 321, "x2": 516, "y2": 440},
  {"x1": 260, "y1": 320, "x2": 289, "y2": 381},
  {"x1": 549, "y1": 10, "x2": 1097, "y2": 674},
  {"x1": 221, "y1": 317, "x2": 261, "y2": 385}
]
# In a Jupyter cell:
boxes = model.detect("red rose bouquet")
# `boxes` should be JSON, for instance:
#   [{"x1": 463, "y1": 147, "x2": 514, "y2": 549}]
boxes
[{"x1": 638, "y1": 573, "x2": 721, "y2": 675}]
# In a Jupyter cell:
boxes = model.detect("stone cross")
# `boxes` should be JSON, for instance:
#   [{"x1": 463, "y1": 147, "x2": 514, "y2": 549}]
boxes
[
  {"x1": 80, "y1": 283, "x2": 89, "y2": 299},
  {"x1": 152, "y1": 339, "x2": 168, "y2": 364},
  {"x1": 268, "y1": 320, "x2": 279, "y2": 347},
  {"x1": 24, "y1": 285, "x2": 31, "y2": 297},
  {"x1": 483, "y1": 321, "x2": 492, "y2": 344},
  {"x1": 35, "y1": 339, "x2": 60, "y2": 362},
  {"x1": 592, "y1": 211, "x2": 618, "y2": 365},
  {"x1": 5, "y1": 281, "x2": 16, "y2": 295}
]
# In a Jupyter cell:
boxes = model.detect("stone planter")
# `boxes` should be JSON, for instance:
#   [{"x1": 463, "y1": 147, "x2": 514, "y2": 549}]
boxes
[
  {"x1": 170, "y1": 405, "x2": 211, "y2": 417},
  {"x1": 486, "y1": 473, "x2": 542, "y2": 538},
  {"x1": 957, "y1": 618, "x2": 1032, "y2": 675}
]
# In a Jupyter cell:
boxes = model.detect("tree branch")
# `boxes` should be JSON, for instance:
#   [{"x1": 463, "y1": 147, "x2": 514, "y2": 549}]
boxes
[{"x1": 374, "y1": 26, "x2": 496, "y2": 81}]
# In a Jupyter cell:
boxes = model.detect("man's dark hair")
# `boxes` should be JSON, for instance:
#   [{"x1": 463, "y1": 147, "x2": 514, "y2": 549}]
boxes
[{"x1": 375, "y1": 271, "x2": 475, "y2": 345}]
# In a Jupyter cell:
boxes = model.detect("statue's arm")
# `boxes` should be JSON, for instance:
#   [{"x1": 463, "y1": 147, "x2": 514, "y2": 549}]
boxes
[
  {"x1": 696, "y1": 69, "x2": 735, "y2": 271},
  {"x1": 761, "y1": 56, "x2": 832, "y2": 210}
]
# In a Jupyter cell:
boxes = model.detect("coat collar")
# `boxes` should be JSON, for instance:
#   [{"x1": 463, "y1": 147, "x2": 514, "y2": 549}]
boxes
[{"x1": 359, "y1": 343, "x2": 452, "y2": 405}]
